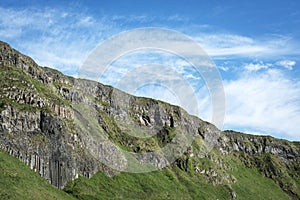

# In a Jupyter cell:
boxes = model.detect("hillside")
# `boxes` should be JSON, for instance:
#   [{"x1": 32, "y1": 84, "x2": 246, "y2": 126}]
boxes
[{"x1": 0, "y1": 40, "x2": 300, "y2": 199}]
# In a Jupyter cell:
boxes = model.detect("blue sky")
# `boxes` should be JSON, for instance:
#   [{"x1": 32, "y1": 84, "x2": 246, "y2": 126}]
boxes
[{"x1": 0, "y1": 0, "x2": 300, "y2": 141}]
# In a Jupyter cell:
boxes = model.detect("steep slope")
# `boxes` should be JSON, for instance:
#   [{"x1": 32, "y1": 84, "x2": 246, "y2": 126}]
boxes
[{"x1": 0, "y1": 40, "x2": 300, "y2": 199}]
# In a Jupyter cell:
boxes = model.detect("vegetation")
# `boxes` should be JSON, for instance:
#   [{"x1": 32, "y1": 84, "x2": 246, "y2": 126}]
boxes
[
  {"x1": 0, "y1": 149, "x2": 75, "y2": 200},
  {"x1": 64, "y1": 166, "x2": 230, "y2": 200},
  {"x1": 0, "y1": 145, "x2": 294, "y2": 200},
  {"x1": 63, "y1": 157, "x2": 291, "y2": 200}
]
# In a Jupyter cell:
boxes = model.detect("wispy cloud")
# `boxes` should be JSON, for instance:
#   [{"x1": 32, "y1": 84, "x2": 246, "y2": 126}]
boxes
[
  {"x1": 276, "y1": 60, "x2": 296, "y2": 70},
  {"x1": 166, "y1": 14, "x2": 190, "y2": 22},
  {"x1": 0, "y1": 6, "x2": 118, "y2": 74},
  {"x1": 1, "y1": 6, "x2": 298, "y2": 75},
  {"x1": 195, "y1": 34, "x2": 298, "y2": 58},
  {"x1": 218, "y1": 65, "x2": 229, "y2": 72},
  {"x1": 223, "y1": 68, "x2": 300, "y2": 140},
  {"x1": 111, "y1": 14, "x2": 155, "y2": 23},
  {"x1": 1, "y1": 5, "x2": 298, "y2": 67},
  {"x1": 244, "y1": 62, "x2": 271, "y2": 71}
]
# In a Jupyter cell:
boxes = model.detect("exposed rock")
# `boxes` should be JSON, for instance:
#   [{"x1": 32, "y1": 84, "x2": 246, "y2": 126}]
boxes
[
  {"x1": 219, "y1": 130, "x2": 300, "y2": 163},
  {"x1": 231, "y1": 191, "x2": 237, "y2": 200}
]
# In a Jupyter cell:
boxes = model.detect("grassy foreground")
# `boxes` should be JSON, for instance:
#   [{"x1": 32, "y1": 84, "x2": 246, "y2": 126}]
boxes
[
  {"x1": 0, "y1": 149, "x2": 74, "y2": 200},
  {"x1": 64, "y1": 161, "x2": 290, "y2": 200},
  {"x1": 0, "y1": 147, "x2": 293, "y2": 200}
]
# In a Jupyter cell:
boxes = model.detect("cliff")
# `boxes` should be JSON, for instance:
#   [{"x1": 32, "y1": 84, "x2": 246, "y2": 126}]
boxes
[{"x1": 0, "y1": 40, "x2": 299, "y2": 199}]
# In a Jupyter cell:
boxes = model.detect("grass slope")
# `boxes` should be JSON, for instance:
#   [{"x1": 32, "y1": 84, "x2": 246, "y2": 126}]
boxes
[
  {"x1": 230, "y1": 162, "x2": 290, "y2": 200},
  {"x1": 0, "y1": 147, "x2": 292, "y2": 200},
  {"x1": 64, "y1": 161, "x2": 290, "y2": 200},
  {"x1": 64, "y1": 168, "x2": 231, "y2": 200},
  {"x1": 0, "y1": 149, "x2": 75, "y2": 200}
]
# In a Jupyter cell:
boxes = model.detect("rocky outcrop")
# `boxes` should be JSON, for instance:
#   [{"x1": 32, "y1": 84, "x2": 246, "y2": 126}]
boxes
[
  {"x1": 0, "y1": 105, "x2": 108, "y2": 188},
  {"x1": 219, "y1": 130, "x2": 300, "y2": 163}
]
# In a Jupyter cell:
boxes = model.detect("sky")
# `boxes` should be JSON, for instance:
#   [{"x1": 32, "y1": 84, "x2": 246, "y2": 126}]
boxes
[{"x1": 0, "y1": 0, "x2": 300, "y2": 141}]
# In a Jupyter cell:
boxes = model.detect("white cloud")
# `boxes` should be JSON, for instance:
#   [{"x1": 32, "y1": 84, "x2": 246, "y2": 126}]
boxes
[
  {"x1": 167, "y1": 14, "x2": 189, "y2": 22},
  {"x1": 185, "y1": 73, "x2": 201, "y2": 80},
  {"x1": 244, "y1": 62, "x2": 271, "y2": 71},
  {"x1": 76, "y1": 16, "x2": 95, "y2": 26},
  {"x1": 0, "y1": 7, "x2": 117, "y2": 74},
  {"x1": 276, "y1": 60, "x2": 296, "y2": 70},
  {"x1": 218, "y1": 65, "x2": 229, "y2": 72},
  {"x1": 198, "y1": 34, "x2": 254, "y2": 48},
  {"x1": 224, "y1": 69, "x2": 300, "y2": 140},
  {"x1": 110, "y1": 14, "x2": 154, "y2": 23},
  {"x1": 99, "y1": 49, "x2": 206, "y2": 85},
  {"x1": 195, "y1": 34, "x2": 298, "y2": 58}
]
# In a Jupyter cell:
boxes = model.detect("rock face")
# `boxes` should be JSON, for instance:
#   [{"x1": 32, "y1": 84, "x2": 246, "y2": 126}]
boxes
[
  {"x1": 219, "y1": 130, "x2": 300, "y2": 163},
  {"x1": 0, "y1": 104, "x2": 106, "y2": 189},
  {"x1": 0, "y1": 40, "x2": 300, "y2": 198}
]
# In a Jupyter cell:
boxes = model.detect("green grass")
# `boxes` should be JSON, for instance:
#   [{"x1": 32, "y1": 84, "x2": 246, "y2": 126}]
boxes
[
  {"x1": 230, "y1": 151, "x2": 300, "y2": 197},
  {"x1": 0, "y1": 149, "x2": 75, "y2": 200},
  {"x1": 64, "y1": 166, "x2": 232, "y2": 200},
  {"x1": 230, "y1": 162, "x2": 291, "y2": 200},
  {"x1": 0, "y1": 146, "x2": 294, "y2": 200},
  {"x1": 62, "y1": 150, "x2": 297, "y2": 200}
]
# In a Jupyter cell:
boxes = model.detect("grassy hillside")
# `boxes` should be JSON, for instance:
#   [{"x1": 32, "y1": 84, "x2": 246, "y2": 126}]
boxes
[
  {"x1": 64, "y1": 156, "x2": 291, "y2": 200},
  {"x1": 0, "y1": 146, "x2": 291, "y2": 200},
  {"x1": 0, "y1": 149, "x2": 75, "y2": 200}
]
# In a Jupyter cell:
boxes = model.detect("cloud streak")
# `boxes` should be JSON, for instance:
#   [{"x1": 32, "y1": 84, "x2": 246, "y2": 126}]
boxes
[
  {"x1": 224, "y1": 69, "x2": 300, "y2": 140},
  {"x1": 244, "y1": 62, "x2": 271, "y2": 71},
  {"x1": 196, "y1": 34, "x2": 298, "y2": 58}
]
